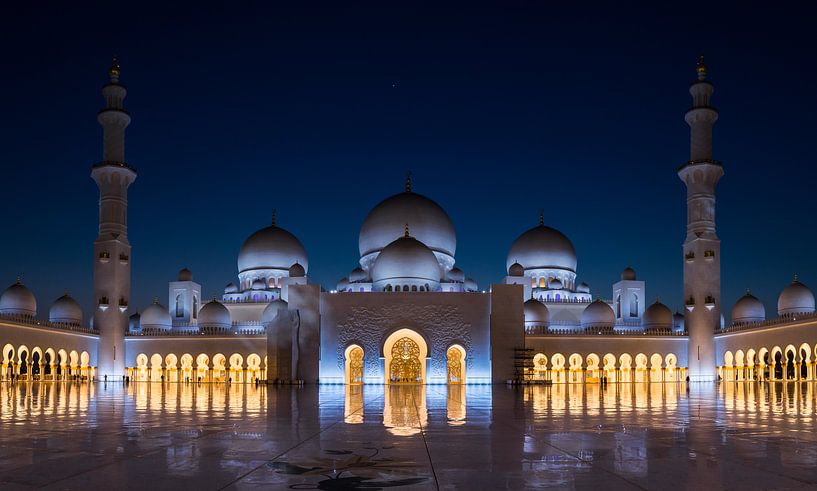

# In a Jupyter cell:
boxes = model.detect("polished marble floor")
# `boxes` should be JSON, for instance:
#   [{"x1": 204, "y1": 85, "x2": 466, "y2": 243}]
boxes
[{"x1": 1, "y1": 381, "x2": 817, "y2": 489}]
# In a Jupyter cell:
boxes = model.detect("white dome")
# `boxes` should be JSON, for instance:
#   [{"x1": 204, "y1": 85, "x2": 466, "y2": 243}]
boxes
[
  {"x1": 524, "y1": 299, "x2": 550, "y2": 326},
  {"x1": 371, "y1": 235, "x2": 441, "y2": 291},
  {"x1": 141, "y1": 301, "x2": 172, "y2": 330},
  {"x1": 224, "y1": 282, "x2": 239, "y2": 294},
  {"x1": 507, "y1": 224, "x2": 577, "y2": 273},
  {"x1": 643, "y1": 300, "x2": 672, "y2": 330},
  {"x1": 508, "y1": 262, "x2": 524, "y2": 277},
  {"x1": 778, "y1": 278, "x2": 815, "y2": 316},
  {"x1": 447, "y1": 266, "x2": 465, "y2": 282},
  {"x1": 336, "y1": 277, "x2": 349, "y2": 292},
  {"x1": 0, "y1": 280, "x2": 36, "y2": 317},
  {"x1": 261, "y1": 299, "x2": 289, "y2": 324},
  {"x1": 49, "y1": 294, "x2": 82, "y2": 325},
  {"x1": 251, "y1": 279, "x2": 267, "y2": 290},
  {"x1": 581, "y1": 299, "x2": 615, "y2": 329},
  {"x1": 198, "y1": 300, "x2": 231, "y2": 329},
  {"x1": 549, "y1": 278, "x2": 563, "y2": 289},
  {"x1": 732, "y1": 291, "x2": 765, "y2": 324},
  {"x1": 359, "y1": 190, "x2": 456, "y2": 270},
  {"x1": 237, "y1": 223, "x2": 308, "y2": 275},
  {"x1": 289, "y1": 262, "x2": 306, "y2": 278},
  {"x1": 178, "y1": 268, "x2": 193, "y2": 281},
  {"x1": 349, "y1": 266, "x2": 367, "y2": 283},
  {"x1": 621, "y1": 267, "x2": 636, "y2": 281},
  {"x1": 577, "y1": 282, "x2": 590, "y2": 293}
]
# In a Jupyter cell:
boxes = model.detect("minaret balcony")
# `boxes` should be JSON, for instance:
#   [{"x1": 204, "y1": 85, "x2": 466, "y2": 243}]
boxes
[
  {"x1": 685, "y1": 252, "x2": 695, "y2": 263},
  {"x1": 119, "y1": 253, "x2": 129, "y2": 264},
  {"x1": 98, "y1": 297, "x2": 110, "y2": 311},
  {"x1": 705, "y1": 296, "x2": 716, "y2": 310},
  {"x1": 98, "y1": 251, "x2": 110, "y2": 263},
  {"x1": 118, "y1": 298, "x2": 128, "y2": 313},
  {"x1": 704, "y1": 250, "x2": 715, "y2": 261},
  {"x1": 685, "y1": 297, "x2": 695, "y2": 312}
]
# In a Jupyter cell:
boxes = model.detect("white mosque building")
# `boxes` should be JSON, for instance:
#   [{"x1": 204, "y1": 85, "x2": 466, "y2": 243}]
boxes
[{"x1": 1, "y1": 56, "x2": 817, "y2": 386}]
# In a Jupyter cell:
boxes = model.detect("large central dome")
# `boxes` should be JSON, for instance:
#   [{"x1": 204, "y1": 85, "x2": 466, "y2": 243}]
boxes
[
  {"x1": 237, "y1": 223, "x2": 308, "y2": 274},
  {"x1": 507, "y1": 223, "x2": 577, "y2": 273},
  {"x1": 359, "y1": 188, "x2": 456, "y2": 271}
]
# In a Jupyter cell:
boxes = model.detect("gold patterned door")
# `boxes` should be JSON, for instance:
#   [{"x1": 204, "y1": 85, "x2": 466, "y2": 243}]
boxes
[
  {"x1": 389, "y1": 337, "x2": 422, "y2": 383},
  {"x1": 348, "y1": 347, "x2": 364, "y2": 384}
]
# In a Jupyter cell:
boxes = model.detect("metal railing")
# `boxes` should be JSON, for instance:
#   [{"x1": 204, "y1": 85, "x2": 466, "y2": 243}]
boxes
[{"x1": 0, "y1": 314, "x2": 98, "y2": 335}]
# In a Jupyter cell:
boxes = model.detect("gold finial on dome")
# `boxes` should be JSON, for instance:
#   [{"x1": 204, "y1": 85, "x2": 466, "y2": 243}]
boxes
[
  {"x1": 152, "y1": 297, "x2": 158, "y2": 304},
  {"x1": 404, "y1": 223, "x2": 410, "y2": 237},
  {"x1": 539, "y1": 209, "x2": 544, "y2": 226},
  {"x1": 108, "y1": 55, "x2": 121, "y2": 80},
  {"x1": 405, "y1": 170, "x2": 412, "y2": 193},
  {"x1": 696, "y1": 53, "x2": 707, "y2": 80},
  {"x1": 15, "y1": 276, "x2": 21, "y2": 284},
  {"x1": 794, "y1": 273, "x2": 799, "y2": 282},
  {"x1": 271, "y1": 209, "x2": 277, "y2": 226}
]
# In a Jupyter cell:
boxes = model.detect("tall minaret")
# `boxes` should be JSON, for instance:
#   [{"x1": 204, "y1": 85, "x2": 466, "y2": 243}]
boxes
[
  {"x1": 92, "y1": 57, "x2": 137, "y2": 378},
  {"x1": 678, "y1": 55, "x2": 723, "y2": 382}
]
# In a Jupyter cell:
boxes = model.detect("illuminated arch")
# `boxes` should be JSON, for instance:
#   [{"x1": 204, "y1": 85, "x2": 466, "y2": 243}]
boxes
[
  {"x1": 345, "y1": 344, "x2": 364, "y2": 384},
  {"x1": 446, "y1": 344, "x2": 466, "y2": 384},
  {"x1": 383, "y1": 328, "x2": 428, "y2": 384},
  {"x1": 723, "y1": 351, "x2": 733, "y2": 367}
]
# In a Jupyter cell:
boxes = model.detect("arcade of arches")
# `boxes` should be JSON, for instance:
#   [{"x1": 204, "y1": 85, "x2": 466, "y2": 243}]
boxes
[
  {"x1": 130, "y1": 352, "x2": 267, "y2": 383},
  {"x1": 720, "y1": 343, "x2": 817, "y2": 382},
  {"x1": 2, "y1": 343, "x2": 92, "y2": 381},
  {"x1": 528, "y1": 351, "x2": 683, "y2": 384}
]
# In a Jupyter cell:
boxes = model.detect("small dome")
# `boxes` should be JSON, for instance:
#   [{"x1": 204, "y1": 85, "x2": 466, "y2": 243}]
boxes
[
  {"x1": 237, "y1": 222, "x2": 308, "y2": 275},
  {"x1": 336, "y1": 277, "x2": 349, "y2": 292},
  {"x1": 524, "y1": 298, "x2": 550, "y2": 326},
  {"x1": 507, "y1": 223, "x2": 577, "y2": 273},
  {"x1": 732, "y1": 291, "x2": 765, "y2": 325},
  {"x1": 576, "y1": 282, "x2": 590, "y2": 293},
  {"x1": 141, "y1": 300, "x2": 172, "y2": 330},
  {"x1": 371, "y1": 234, "x2": 441, "y2": 290},
  {"x1": 778, "y1": 277, "x2": 815, "y2": 316},
  {"x1": 49, "y1": 294, "x2": 82, "y2": 325},
  {"x1": 643, "y1": 300, "x2": 672, "y2": 330},
  {"x1": 224, "y1": 282, "x2": 239, "y2": 294},
  {"x1": 0, "y1": 280, "x2": 37, "y2": 317},
  {"x1": 508, "y1": 262, "x2": 524, "y2": 277},
  {"x1": 581, "y1": 299, "x2": 615, "y2": 330},
  {"x1": 261, "y1": 299, "x2": 288, "y2": 324},
  {"x1": 464, "y1": 278, "x2": 478, "y2": 292},
  {"x1": 251, "y1": 278, "x2": 267, "y2": 290},
  {"x1": 549, "y1": 278, "x2": 563, "y2": 290},
  {"x1": 349, "y1": 266, "x2": 367, "y2": 283},
  {"x1": 289, "y1": 262, "x2": 306, "y2": 278},
  {"x1": 621, "y1": 267, "x2": 636, "y2": 281},
  {"x1": 178, "y1": 268, "x2": 193, "y2": 281},
  {"x1": 447, "y1": 266, "x2": 465, "y2": 282},
  {"x1": 198, "y1": 300, "x2": 231, "y2": 329}
]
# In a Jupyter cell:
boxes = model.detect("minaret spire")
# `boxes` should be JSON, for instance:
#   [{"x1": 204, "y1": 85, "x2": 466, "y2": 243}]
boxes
[
  {"x1": 92, "y1": 57, "x2": 137, "y2": 378},
  {"x1": 679, "y1": 54, "x2": 723, "y2": 383},
  {"x1": 405, "y1": 171, "x2": 412, "y2": 192},
  {"x1": 404, "y1": 223, "x2": 410, "y2": 237}
]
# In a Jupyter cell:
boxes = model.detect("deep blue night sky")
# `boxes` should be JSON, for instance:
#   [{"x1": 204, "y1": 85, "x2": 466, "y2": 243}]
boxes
[{"x1": 1, "y1": 3, "x2": 816, "y2": 320}]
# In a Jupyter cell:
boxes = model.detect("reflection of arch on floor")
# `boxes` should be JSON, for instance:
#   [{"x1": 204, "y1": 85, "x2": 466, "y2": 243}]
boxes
[
  {"x1": 528, "y1": 351, "x2": 684, "y2": 383},
  {"x1": 384, "y1": 328, "x2": 428, "y2": 384}
]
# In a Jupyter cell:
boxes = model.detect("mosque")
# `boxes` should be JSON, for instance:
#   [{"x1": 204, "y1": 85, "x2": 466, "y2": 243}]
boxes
[{"x1": 1, "y1": 56, "x2": 816, "y2": 386}]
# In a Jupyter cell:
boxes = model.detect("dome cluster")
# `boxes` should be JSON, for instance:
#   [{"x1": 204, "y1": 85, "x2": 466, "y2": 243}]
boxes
[{"x1": 726, "y1": 276, "x2": 816, "y2": 326}]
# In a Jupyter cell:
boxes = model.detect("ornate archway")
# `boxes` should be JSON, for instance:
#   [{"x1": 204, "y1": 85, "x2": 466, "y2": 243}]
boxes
[
  {"x1": 345, "y1": 345, "x2": 364, "y2": 384},
  {"x1": 383, "y1": 328, "x2": 427, "y2": 384},
  {"x1": 446, "y1": 345, "x2": 466, "y2": 384}
]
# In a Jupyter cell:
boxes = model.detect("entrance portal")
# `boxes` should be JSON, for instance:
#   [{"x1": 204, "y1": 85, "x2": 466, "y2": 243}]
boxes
[{"x1": 383, "y1": 328, "x2": 427, "y2": 384}]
